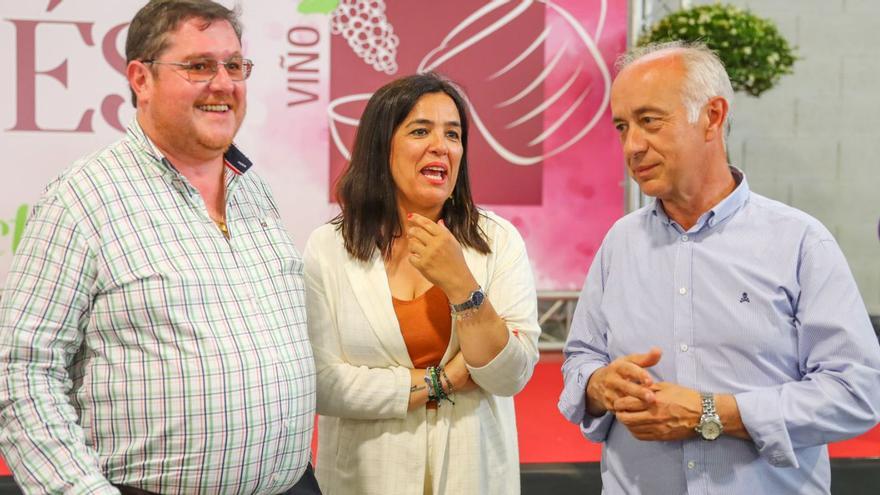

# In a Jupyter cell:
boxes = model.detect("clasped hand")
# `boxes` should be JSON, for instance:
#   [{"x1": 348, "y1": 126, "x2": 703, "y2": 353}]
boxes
[{"x1": 587, "y1": 348, "x2": 702, "y2": 441}]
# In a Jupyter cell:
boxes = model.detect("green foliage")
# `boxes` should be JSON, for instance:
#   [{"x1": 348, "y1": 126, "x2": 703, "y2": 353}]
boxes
[
  {"x1": 638, "y1": 3, "x2": 796, "y2": 97},
  {"x1": 298, "y1": 0, "x2": 339, "y2": 15}
]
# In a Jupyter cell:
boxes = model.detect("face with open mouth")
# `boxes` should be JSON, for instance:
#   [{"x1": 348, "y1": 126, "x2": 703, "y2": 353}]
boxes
[
  {"x1": 138, "y1": 18, "x2": 246, "y2": 162},
  {"x1": 389, "y1": 92, "x2": 463, "y2": 219}
]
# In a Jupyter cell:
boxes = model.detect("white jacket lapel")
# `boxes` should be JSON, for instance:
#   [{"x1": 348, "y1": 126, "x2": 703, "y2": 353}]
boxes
[{"x1": 342, "y1": 253, "x2": 413, "y2": 367}]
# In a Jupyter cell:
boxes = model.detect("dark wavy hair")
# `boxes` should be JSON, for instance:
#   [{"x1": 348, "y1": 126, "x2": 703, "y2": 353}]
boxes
[{"x1": 333, "y1": 73, "x2": 490, "y2": 262}]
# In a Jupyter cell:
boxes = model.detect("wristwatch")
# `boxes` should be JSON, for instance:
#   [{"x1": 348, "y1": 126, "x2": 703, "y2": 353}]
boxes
[
  {"x1": 695, "y1": 392, "x2": 723, "y2": 440},
  {"x1": 450, "y1": 286, "x2": 485, "y2": 314}
]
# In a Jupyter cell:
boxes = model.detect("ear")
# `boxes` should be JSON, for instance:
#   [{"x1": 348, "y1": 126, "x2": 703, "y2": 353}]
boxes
[
  {"x1": 127, "y1": 60, "x2": 153, "y2": 107},
  {"x1": 703, "y1": 96, "x2": 729, "y2": 142}
]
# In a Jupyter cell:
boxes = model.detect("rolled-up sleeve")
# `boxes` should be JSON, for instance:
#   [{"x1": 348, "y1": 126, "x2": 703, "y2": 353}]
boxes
[{"x1": 735, "y1": 239, "x2": 880, "y2": 468}]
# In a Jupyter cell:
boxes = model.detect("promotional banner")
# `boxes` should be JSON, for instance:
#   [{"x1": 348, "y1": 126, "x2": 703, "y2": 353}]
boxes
[{"x1": 0, "y1": 0, "x2": 626, "y2": 292}]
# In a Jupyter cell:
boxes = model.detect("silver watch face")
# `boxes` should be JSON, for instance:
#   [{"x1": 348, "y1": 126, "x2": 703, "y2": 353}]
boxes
[{"x1": 700, "y1": 418, "x2": 723, "y2": 440}]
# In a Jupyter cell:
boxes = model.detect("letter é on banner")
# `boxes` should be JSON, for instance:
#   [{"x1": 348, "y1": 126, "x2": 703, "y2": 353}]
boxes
[{"x1": 7, "y1": 19, "x2": 95, "y2": 132}]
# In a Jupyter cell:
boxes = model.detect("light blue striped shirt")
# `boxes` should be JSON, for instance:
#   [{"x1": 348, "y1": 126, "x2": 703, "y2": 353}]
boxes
[{"x1": 559, "y1": 170, "x2": 880, "y2": 494}]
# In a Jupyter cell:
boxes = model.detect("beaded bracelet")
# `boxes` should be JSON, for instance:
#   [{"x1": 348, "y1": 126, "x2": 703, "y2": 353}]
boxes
[
  {"x1": 430, "y1": 366, "x2": 444, "y2": 403},
  {"x1": 452, "y1": 307, "x2": 480, "y2": 321},
  {"x1": 423, "y1": 365, "x2": 456, "y2": 406},
  {"x1": 440, "y1": 367, "x2": 455, "y2": 405},
  {"x1": 424, "y1": 366, "x2": 439, "y2": 402}
]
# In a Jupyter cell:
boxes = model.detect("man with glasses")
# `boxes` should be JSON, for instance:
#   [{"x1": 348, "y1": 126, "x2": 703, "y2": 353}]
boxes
[{"x1": 0, "y1": 1, "x2": 319, "y2": 493}]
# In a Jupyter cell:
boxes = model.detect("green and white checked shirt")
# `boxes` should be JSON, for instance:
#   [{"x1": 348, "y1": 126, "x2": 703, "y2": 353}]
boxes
[{"x1": 0, "y1": 120, "x2": 316, "y2": 494}]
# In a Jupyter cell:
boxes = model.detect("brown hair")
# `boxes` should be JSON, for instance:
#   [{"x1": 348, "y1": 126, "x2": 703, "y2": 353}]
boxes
[{"x1": 125, "y1": 0, "x2": 242, "y2": 106}]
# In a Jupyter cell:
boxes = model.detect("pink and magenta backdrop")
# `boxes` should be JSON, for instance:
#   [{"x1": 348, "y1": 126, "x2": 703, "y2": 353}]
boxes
[
  {"x1": 325, "y1": 0, "x2": 627, "y2": 289},
  {"x1": 0, "y1": 0, "x2": 627, "y2": 292}
]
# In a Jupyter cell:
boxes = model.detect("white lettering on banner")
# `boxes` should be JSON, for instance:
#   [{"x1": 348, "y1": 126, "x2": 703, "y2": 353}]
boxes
[{"x1": 286, "y1": 26, "x2": 320, "y2": 107}]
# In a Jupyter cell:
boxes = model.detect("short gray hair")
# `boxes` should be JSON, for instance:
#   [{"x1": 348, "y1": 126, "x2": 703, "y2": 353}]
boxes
[{"x1": 616, "y1": 41, "x2": 734, "y2": 124}]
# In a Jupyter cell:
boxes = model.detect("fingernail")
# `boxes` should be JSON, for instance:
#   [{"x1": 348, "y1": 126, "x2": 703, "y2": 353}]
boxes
[
  {"x1": 406, "y1": 213, "x2": 412, "y2": 219},
  {"x1": 438, "y1": 219, "x2": 445, "y2": 226}
]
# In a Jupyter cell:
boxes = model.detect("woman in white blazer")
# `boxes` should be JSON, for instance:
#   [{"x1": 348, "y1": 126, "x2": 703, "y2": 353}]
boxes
[{"x1": 303, "y1": 73, "x2": 541, "y2": 495}]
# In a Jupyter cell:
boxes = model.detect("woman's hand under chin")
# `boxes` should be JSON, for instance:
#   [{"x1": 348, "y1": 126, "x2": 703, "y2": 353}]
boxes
[{"x1": 405, "y1": 212, "x2": 478, "y2": 303}]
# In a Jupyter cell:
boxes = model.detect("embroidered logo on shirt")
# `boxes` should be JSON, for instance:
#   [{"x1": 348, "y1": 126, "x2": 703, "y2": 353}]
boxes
[{"x1": 739, "y1": 292, "x2": 750, "y2": 303}]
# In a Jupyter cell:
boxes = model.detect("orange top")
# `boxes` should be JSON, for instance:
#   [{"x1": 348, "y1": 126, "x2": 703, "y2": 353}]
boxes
[{"x1": 392, "y1": 285, "x2": 452, "y2": 369}]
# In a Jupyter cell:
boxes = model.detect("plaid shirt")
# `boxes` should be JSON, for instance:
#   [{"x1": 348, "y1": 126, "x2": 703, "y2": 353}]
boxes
[{"x1": 0, "y1": 120, "x2": 316, "y2": 494}]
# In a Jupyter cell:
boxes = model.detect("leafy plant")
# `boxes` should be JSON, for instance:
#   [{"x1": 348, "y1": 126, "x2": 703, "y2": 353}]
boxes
[
  {"x1": 298, "y1": 0, "x2": 339, "y2": 15},
  {"x1": 639, "y1": 3, "x2": 796, "y2": 97}
]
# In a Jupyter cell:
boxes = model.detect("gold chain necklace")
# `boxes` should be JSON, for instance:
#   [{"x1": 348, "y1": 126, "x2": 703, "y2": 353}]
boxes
[
  {"x1": 210, "y1": 213, "x2": 229, "y2": 239},
  {"x1": 212, "y1": 180, "x2": 229, "y2": 239}
]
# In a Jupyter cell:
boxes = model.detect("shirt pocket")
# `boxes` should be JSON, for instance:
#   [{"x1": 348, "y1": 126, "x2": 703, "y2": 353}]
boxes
[{"x1": 260, "y1": 215, "x2": 304, "y2": 277}]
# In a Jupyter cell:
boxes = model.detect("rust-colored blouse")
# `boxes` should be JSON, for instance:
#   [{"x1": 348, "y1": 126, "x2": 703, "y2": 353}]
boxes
[{"x1": 392, "y1": 285, "x2": 452, "y2": 369}]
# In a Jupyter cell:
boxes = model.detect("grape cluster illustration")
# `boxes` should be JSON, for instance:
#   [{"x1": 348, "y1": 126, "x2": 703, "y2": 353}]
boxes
[{"x1": 331, "y1": 0, "x2": 399, "y2": 74}]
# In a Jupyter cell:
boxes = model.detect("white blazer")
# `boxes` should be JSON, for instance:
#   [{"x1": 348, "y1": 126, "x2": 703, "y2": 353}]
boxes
[{"x1": 303, "y1": 211, "x2": 541, "y2": 495}]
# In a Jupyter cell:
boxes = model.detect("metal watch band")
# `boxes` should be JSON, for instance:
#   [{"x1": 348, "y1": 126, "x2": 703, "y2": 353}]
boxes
[
  {"x1": 701, "y1": 392, "x2": 717, "y2": 415},
  {"x1": 696, "y1": 391, "x2": 723, "y2": 440},
  {"x1": 450, "y1": 286, "x2": 485, "y2": 314}
]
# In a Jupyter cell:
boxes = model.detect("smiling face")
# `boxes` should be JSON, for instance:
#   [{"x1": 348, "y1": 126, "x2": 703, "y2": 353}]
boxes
[
  {"x1": 389, "y1": 92, "x2": 463, "y2": 218},
  {"x1": 132, "y1": 17, "x2": 246, "y2": 162},
  {"x1": 611, "y1": 53, "x2": 709, "y2": 204}
]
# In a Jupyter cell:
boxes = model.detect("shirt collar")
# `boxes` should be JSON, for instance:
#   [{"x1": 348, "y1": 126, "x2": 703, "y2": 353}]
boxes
[
  {"x1": 651, "y1": 166, "x2": 750, "y2": 231},
  {"x1": 126, "y1": 117, "x2": 253, "y2": 176},
  {"x1": 126, "y1": 117, "x2": 168, "y2": 168},
  {"x1": 706, "y1": 166, "x2": 749, "y2": 228}
]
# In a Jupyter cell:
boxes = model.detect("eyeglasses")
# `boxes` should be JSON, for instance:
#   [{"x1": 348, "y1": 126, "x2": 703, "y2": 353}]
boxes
[{"x1": 143, "y1": 57, "x2": 254, "y2": 82}]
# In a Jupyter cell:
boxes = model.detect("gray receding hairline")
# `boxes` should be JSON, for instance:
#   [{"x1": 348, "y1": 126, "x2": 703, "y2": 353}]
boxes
[{"x1": 615, "y1": 41, "x2": 734, "y2": 126}]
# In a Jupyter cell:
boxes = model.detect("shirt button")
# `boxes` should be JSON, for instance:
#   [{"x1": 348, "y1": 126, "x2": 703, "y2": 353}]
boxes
[
  {"x1": 687, "y1": 461, "x2": 696, "y2": 469},
  {"x1": 681, "y1": 235, "x2": 689, "y2": 242},
  {"x1": 680, "y1": 344, "x2": 689, "y2": 352},
  {"x1": 679, "y1": 287, "x2": 688, "y2": 295}
]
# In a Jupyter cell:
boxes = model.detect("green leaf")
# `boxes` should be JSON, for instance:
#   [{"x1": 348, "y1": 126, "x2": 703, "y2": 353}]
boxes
[
  {"x1": 638, "y1": 3, "x2": 797, "y2": 97},
  {"x1": 298, "y1": 0, "x2": 339, "y2": 14}
]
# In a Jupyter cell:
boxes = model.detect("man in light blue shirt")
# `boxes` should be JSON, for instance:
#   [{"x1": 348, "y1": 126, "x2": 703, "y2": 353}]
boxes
[{"x1": 558, "y1": 41, "x2": 880, "y2": 494}]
